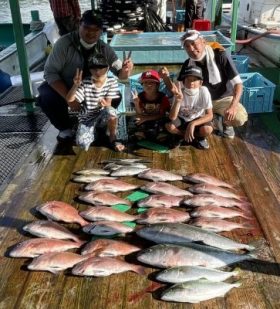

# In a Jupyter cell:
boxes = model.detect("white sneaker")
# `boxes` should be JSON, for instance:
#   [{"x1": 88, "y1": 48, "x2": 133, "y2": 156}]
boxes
[{"x1": 57, "y1": 129, "x2": 74, "y2": 141}]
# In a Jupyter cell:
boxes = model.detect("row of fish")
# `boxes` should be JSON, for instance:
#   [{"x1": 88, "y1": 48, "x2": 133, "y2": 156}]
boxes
[{"x1": 8, "y1": 157, "x2": 256, "y2": 304}]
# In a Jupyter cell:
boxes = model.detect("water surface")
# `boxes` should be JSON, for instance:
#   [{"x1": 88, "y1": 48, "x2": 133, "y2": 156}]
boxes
[{"x1": 0, "y1": 0, "x2": 91, "y2": 23}]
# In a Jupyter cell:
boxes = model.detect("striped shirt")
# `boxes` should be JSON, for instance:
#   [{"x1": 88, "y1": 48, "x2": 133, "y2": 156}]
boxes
[
  {"x1": 49, "y1": 0, "x2": 81, "y2": 18},
  {"x1": 75, "y1": 76, "x2": 120, "y2": 119}
]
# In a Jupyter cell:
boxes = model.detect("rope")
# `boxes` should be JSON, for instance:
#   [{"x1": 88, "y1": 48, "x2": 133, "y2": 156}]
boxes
[{"x1": 30, "y1": 20, "x2": 45, "y2": 32}]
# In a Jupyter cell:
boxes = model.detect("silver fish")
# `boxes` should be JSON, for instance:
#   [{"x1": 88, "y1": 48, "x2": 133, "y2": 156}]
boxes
[
  {"x1": 111, "y1": 166, "x2": 149, "y2": 177},
  {"x1": 190, "y1": 217, "x2": 253, "y2": 233},
  {"x1": 84, "y1": 179, "x2": 138, "y2": 193},
  {"x1": 72, "y1": 175, "x2": 117, "y2": 183},
  {"x1": 161, "y1": 279, "x2": 241, "y2": 303},
  {"x1": 182, "y1": 194, "x2": 251, "y2": 211},
  {"x1": 36, "y1": 201, "x2": 88, "y2": 226},
  {"x1": 79, "y1": 206, "x2": 136, "y2": 222},
  {"x1": 22, "y1": 220, "x2": 83, "y2": 243},
  {"x1": 141, "y1": 182, "x2": 193, "y2": 197},
  {"x1": 183, "y1": 173, "x2": 234, "y2": 188},
  {"x1": 137, "y1": 243, "x2": 255, "y2": 268},
  {"x1": 74, "y1": 168, "x2": 110, "y2": 176},
  {"x1": 103, "y1": 162, "x2": 123, "y2": 171},
  {"x1": 156, "y1": 265, "x2": 240, "y2": 283},
  {"x1": 136, "y1": 223, "x2": 254, "y2": 251},
  {"x1": 78, "y1": 192, "x2": 131, "y2": 206},
  {"x1": 27, "y1": 252, "x2": 87, "y2": 273},
  {"x1": 9, "y1": 238, "x2": 82, "y2": 258},
  {"x1": 137, "y1": 194, "x2": 183, "y2": 208},
  {"x1": 138, "y1": 169, "x2": 183, "y2": 182},
  {"x1": 82, "y1": 221, "x2": 134, "y2": 236},
  {"x1": 81, "y1": 239, "x2": 141, "y2": 257},
  {"x1": 101, "y1": 158, "x2": 151, "y2": 165},
  {"x1": 188, "y1": 184, "x2": 246, "y2": 201},
  {"x1": 72, "y1": 256, "x2": 145, "y2": 276},
  {"x1": 136, "y1": 208, "x2": 190, "y2": 224}
]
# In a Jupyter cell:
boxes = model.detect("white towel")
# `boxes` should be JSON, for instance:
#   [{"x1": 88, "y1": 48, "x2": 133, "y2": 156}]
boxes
[{"x1": 189, "y1": 45, "x2": 221, "y2": 85}]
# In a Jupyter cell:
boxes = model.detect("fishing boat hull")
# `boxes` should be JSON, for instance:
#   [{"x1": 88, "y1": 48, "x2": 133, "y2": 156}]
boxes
[
  {"x1": 222, "y1": 0, "x2": 280, "y2": 65},
  {"x1": 0, "y1": 31, "x2": 48, "y2": 77}
]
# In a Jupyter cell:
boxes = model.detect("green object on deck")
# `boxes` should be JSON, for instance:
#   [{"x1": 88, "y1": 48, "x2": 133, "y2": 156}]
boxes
[
  {"x1": 9, "y1": 0, "x2": 35, "y2": 112},
  {"x1": 112, "y1": 204, "x2": 131, "y2": 212},
  {"x1": 125, "y1": 191, "x2": 149, "y2": 202},
  {"x1": 123, "y1": 221, "x2": 137, "y2": 228},
  {"x1": 137, "y1": 140, "x2": 169, "y2": 153},
  {"x1": 137, "y1": 207, "x2": 147, "y2": 214}
]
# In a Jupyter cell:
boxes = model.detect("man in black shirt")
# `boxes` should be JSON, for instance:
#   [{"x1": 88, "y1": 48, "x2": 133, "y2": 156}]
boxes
[{"x1": 178, "y1": 30, "x2": 248, "y2": 138}]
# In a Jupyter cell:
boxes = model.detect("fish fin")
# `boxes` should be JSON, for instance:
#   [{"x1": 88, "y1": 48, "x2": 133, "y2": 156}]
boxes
[
  {"x1": 134, "y1": 265, "x2": 147, "y2": 275},
  {"x1": 232, "y1": 280, "x2": 242, "y2": 288},
  {"x1": 232, "y1": 267, "x2": 241, "y2": 276}
]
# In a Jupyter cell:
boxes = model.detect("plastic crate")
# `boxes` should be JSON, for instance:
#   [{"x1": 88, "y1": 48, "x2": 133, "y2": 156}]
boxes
[
  {"x1": 240, "y1": 72, "x2": 276, "y2": 113},
  {"x1": 176, "y1": 10, "x2": 185, "y2": 23},
  {"x1": 232, "y1": 55, "x2": 249, "y2": 73},
  {"x1": 110, "y1": 31, "x2": 233, "y2": 64},
  {"x1": 116, "y1": 83, "x2": 126, "y2": 113},
  {"x1": 192, "y1": 19, "x2": 211, "y2": 31},
  {"x1": 128, "y1": 72, "x2": 176, "y2": 99}
]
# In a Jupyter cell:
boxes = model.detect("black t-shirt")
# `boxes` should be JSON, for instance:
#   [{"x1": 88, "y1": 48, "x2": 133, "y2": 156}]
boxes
[{"x1": 178, "y1": 49, "x2": 239, "y2": 100}]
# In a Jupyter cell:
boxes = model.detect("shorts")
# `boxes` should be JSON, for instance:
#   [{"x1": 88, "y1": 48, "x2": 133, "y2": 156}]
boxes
[
  {"x1": 172, "y1": 117, "x2": 212, "y2": 134},
  {"x1": 76, "y1": 107, "x2": 117, "y2": 151}
]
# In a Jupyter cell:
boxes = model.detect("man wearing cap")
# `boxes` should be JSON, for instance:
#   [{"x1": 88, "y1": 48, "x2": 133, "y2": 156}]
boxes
[
  {"x1": 38, "y1": 9, "x2": 134, "y2": 142},
  {"x1": 177, "y1": 29, "x2": 248, "y2": 139}
]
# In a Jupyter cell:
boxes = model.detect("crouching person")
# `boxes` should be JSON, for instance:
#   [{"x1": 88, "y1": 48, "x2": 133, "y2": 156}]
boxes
[
  {"x1": 66, "y1": 57, "x2": 125, "y2": 152},
  {"x1": 165, "y1": 66, "x2": 213, "y2": 149},
  {"x1": 131, "y1": 69, "x2": 171, "y2": 142}
]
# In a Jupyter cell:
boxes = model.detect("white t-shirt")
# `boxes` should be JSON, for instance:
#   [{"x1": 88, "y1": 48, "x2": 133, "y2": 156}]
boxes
[{"x1": 177, "y1": 86, "x2": 212, "y2": 122}]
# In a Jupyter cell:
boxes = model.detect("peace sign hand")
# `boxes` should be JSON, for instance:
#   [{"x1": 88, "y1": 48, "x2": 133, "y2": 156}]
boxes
[
  {"x1": 173, "y1": 81, "x2": 183, "y2": 101},
  {"x1": 73, "y1": 68, "x2": 83, "y2": 87}
]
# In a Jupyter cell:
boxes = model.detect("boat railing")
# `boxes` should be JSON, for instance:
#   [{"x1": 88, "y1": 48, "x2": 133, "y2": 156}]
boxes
[{"x1": 270, "y1": 4, "x2": 280, "y2": 21}]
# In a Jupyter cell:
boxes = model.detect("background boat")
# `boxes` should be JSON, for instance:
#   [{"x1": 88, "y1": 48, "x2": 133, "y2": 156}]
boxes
[{"x1": 222, "y1": 0, "x2": 280, "y2": 65}]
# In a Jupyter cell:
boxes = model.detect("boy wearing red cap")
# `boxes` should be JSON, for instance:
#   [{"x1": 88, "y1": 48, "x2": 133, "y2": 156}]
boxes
[{"x1": 132, "y1": 70, "x2": 170, "y2": 141}]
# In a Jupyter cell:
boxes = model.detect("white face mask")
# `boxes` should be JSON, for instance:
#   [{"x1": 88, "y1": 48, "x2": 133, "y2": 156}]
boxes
[
  {"x1": 80, "y1": 38, "x2": 96, "y2": 50},
  {"x1": 184, "y1": 88, "x2": 200, "y2": 96}
]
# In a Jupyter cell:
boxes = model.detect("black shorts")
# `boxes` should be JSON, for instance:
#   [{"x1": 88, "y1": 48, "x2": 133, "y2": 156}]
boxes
[{"x1": 172, "y1": 117, "x2": 212, "y2": 133}]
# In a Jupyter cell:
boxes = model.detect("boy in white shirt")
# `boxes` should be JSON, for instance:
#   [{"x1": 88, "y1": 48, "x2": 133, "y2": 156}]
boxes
[{"x1": 165, "y1": 66, "x2": 213, "y2": 149}]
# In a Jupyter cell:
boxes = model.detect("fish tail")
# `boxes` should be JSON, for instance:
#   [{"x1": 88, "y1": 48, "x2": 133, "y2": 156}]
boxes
[
  {"x1": 232, "y1": 280, "x2": 242, "y2": 288},
  {"x1": 232, "y1": 267, "x2": 241, "y2": 276},
  {"x1": 133, "y1": 265, "x2": 146, "y2": 275},
  {"x1": 236, "y1": 202, "x2": 253, "y2": 212}
]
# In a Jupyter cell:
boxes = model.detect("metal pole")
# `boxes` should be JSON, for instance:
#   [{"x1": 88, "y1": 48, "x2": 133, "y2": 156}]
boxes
[
  {"x1": 9, "y1": 0, "x2": 35, "y2": 112},
  {"x1": 211, "y1": 0, "x2": 217, "y2": 27},
  {"x1": 231, "y1": 0, "x2": 239, "y2": 52},
  {"x1": 91, "y1": 0, "x2": 98, "y2": 10}
]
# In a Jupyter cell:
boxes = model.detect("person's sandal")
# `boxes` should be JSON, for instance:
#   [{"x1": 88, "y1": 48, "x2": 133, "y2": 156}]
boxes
[{"x1": 110, "y1": 140, "x2": 126, "y2": 152}]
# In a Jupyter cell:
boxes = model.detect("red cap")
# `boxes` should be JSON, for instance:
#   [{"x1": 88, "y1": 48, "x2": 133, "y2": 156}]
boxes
[{"x1": 140, "y1": 70, "x2": 160, "y2": 83}]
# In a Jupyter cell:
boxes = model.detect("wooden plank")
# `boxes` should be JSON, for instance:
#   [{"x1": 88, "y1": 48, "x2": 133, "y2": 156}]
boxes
[
  {"x1": 224, "y1": 133, "x2": 280, "y2": 262},
  {"x1": 1, "y1": 115, "x2": 280, "y2": 308}
]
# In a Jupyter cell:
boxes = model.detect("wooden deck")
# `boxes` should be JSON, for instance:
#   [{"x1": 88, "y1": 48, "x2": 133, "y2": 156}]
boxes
[{"x1": 0, "y1": 110, "x2": 280, "y2": 308}]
